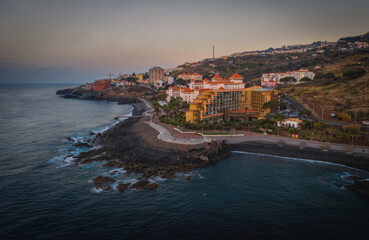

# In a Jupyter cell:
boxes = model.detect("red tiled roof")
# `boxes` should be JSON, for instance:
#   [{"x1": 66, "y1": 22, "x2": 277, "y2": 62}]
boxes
[
  {"x1": 211, "y1": 74, "x2": 222, "y2": 80},
  {"x1": 230, "y1": 73, "x2": 243, "y2": 79}
]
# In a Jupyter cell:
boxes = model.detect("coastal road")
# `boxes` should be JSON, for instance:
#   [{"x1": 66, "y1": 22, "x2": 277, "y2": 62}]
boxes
[{"x1": 285, "y1": 96, "x2": 354, "y2": 126}]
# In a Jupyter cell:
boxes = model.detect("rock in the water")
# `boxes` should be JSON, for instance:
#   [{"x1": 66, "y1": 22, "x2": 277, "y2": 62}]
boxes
[
  {"x1": 145, "y1": 182, "x2": 158, "y2": 190},
  {"x1": 345, "y1": 180, "x2": 369, "y2": 198},
  {"x1": 131, "y1": 179, "x2": 150, "y2": 189},
  {"x1": 66, "y1": 137, "x2": 73, "y2": 142},
  {"x1": 161, "y1": 171, "x2": 177, "y2": 179},
  {"x1": 89, "y1": 132, "x2": 96, "y2": 135},
  {"x1": 117, "y1": 183, "x2": 130, "y2": 191},
  {"x1": 93, "y1": 176, "x2": 116, "y2": 184},
  {"x1": 345, "y1": 176, "x2": 363, "y2": 181},
  {"x1": 186, "y1": 175, "x2": 192, "y2": 180},
  {"x1": 73, "y1": 142, "x2": 92, "y2": 148},
  {"x1": 95, "y1": 185, "x2": 112, "y2": 191}
]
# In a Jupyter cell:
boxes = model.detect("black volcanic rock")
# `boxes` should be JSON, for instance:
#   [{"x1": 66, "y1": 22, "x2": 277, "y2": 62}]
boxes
[
  {"x1": 73, "y1": 142, "x2": 92, "y2": 148},
  {"x1": 345, "y1": 180, "x2": 369, "y2": 198},
  {"x1": 56, "y1": 88, "x2": 74, "y2": 95},
  {"x1": 93, "y1": 176, "x2": 116, "y2": 184}
]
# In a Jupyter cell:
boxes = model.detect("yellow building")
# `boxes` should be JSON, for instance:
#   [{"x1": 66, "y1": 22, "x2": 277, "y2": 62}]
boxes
[
  {"x1": 135, "y1": 74, "x2": 144, "y2": 80},
  {"x1": 185, "y1": 86, "x2": 279, "y2": 123}
]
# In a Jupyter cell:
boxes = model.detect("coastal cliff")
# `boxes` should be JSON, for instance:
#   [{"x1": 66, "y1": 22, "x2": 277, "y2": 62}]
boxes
[{"x1": 56, "y1": 84, "x2": 157, "y2": 104}]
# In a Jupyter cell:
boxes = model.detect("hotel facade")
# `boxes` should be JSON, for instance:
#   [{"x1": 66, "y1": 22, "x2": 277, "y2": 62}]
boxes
[
  {"x1": 165, "y1": 73, "x2": 279, "y2": 123},
  {"x1": 185, "y1": 86, "x2": 279, "y2": 123}
]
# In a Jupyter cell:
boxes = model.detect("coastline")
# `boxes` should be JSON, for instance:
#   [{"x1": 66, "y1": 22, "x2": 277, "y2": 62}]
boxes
[
  {"x1": 56, "y1": 87, "x2": 369, "y2": 195},
  {"x1": 74, "y1": 101, "x2": 230, "y2": 189},
  {"x1": 230, "y1": 142, "x2": 369, "y2": 172}
]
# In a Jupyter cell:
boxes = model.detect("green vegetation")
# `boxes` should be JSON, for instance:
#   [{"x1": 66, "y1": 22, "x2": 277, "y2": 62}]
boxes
[
  {"x1": 157, "y1": 97, "x2": 188, "y2": 126},
  {"x1": 338, "y1": 112, "x2": 352, "y2": 121},
  {"x1": 299, "y1": 109, "x2": 312, "y2": 116},
  {"x1": 343, "y1": 68, "x2": 366, "y2": 80},
  {"x1": 342, "y1": 125, "x2": 361, "y2": 134},
  {"x1": 263, "y1": 100, "x2": 280, "y2": 112}
]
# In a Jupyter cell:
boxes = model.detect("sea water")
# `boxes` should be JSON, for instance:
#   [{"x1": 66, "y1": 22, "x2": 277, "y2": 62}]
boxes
[{"x1": 0, "y1": 84, "x2": 369, "y2": 240}]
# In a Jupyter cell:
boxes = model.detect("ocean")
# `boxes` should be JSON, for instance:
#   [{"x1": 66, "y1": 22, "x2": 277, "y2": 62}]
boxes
[{"x1": 0, "y1": 84, "x2": 369, "y2": 240}]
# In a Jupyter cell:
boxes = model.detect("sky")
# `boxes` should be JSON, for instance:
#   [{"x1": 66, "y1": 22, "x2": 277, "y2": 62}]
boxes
[{"x1": 1, "y1": 0, "x2": 369, "y2": 84}]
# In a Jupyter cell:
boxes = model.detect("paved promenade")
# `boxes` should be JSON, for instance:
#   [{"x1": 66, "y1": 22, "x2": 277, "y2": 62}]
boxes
[{"x1": 145, "y1": 122, "x2": 205, "y2": 145}]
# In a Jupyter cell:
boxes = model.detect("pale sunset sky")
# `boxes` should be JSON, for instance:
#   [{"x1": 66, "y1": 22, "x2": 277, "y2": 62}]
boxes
[{"x1": 1, "y1": 0, "x2": 369, "y2": 83}]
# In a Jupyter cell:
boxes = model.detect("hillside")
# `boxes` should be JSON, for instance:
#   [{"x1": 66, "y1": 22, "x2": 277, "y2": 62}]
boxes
[
  {"x1": 170, "y1": 32, "x2": 369, "y2": 83},
  {"x1": 281, "y1": 53, "x2": 369, "y2": 120},
  {"x1": 167, "y1": 32, "x2": 369, "y2": 120}
]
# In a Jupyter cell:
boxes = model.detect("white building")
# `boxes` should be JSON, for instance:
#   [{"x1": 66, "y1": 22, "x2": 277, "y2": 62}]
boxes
[
  {"x1": 177, "y1": 73, "x2": 203, "y2": 81},
  {"x1": 261, "y1": 68, "x2": 315, "y2": 87},
  {"x1": 167, "y1": 76, "x2": 174, "y2": 85},
  {"x1": 277, "y1": 118, "x2": 303, "y2": 128}
]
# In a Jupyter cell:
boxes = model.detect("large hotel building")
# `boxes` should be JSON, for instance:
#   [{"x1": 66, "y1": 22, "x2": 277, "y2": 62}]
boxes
[{"x1": 166, "y1": 73, "x2": 279, "y2": 123}]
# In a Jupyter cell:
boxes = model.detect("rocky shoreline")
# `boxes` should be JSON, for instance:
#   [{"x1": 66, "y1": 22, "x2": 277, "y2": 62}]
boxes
[
  {"x1": 72, "y1": 102, "x2": 230, "y2": 191},
  {"x1": 56, "y1": 85, "x2": 156, "y2": 104},
  {"x1": 57, "y1": 87, "x2": 369, "y2": 196}
]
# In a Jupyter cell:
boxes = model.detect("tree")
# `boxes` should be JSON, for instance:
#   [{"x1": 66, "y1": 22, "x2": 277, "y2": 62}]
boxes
[
  {"x1": 342, "y1": 125, "x2": 361, "y2": 134},
  {"x1": 263, "y1": 100, "x2": 280, "y2": 112},
  {"x1": 338, "y1": 112, "x2": 351, "y2": 121},
  {"x1": 152, "y1": 101, "x2": 160, "y2": 115},
  {"x1": 175, "y1": 78, "x2": 187, "y2": 86},
  {"x1": 313, "y1": 121, "x2": 325, "y2": 131},
  {"x1": 299, "y1": 109, "x2": 312, "y2": 116},
  {"x1": 343, "y1": 68, "x2": 366, "y2": 80}
]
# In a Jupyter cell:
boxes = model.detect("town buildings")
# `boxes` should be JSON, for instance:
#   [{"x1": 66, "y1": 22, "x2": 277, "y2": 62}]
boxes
[
  {"x1": 149, "y1": 67, "x2": 164, "y2": 86},
  {"x1": 169, "y1": 73, "x2": 279, "y2": 123},
  {"x1": 166, "y1": 76, "x2": 174, "y2": 85},
  {"x1": 93, "y1": 79, "x2": 111, "y2": 91},
  {"x1": 166, "y1": 73, "x2": 245, "y2": 103},
  {"x1": 261, "y1": 68, "x2": 315, "y2": 87},
  {"x1": 177, "y1": 73, "x2": 203, "y2": 81}
]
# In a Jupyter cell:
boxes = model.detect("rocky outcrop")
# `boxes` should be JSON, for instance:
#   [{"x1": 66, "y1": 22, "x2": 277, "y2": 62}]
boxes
[
  {"x1": 116, "y1": 183, "x2": 130, "y2": 191},
  {"x1": 73, "y1": 142, "x2": 92, "y2": 148},
  {"x1": 145, "y1": 183, "x2": 158, "y2": 190},
  {"x1": 131, "y1": 180, "x2": 150, "y2": 189},
  {"x1": 345, "y1": 178, "x2": 369, "y2": 198},
  {"x1": 72, "y1": 102, "x2": 231, "y2": 190},
  {"x1": 93, "y1": 176, "x2": 116, "y2": 184}
]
